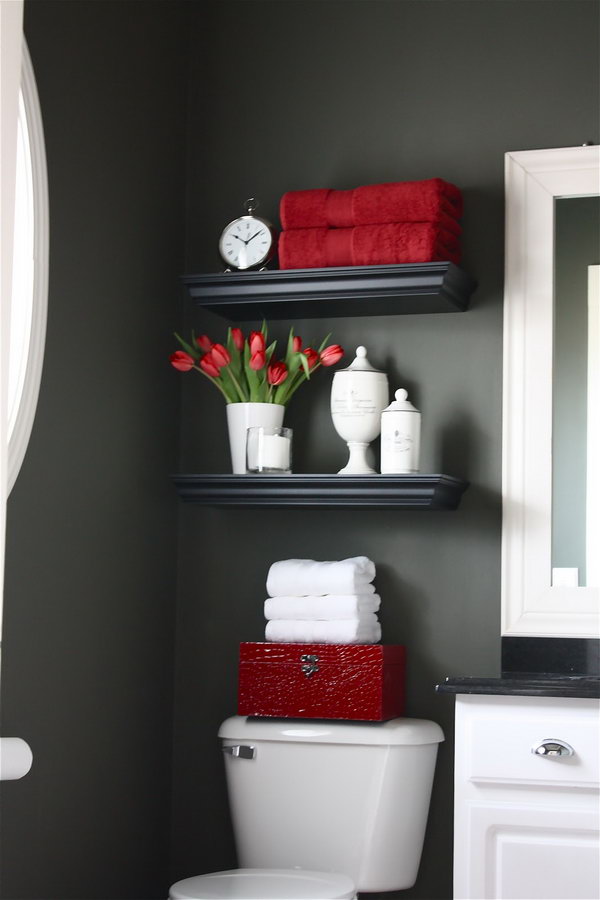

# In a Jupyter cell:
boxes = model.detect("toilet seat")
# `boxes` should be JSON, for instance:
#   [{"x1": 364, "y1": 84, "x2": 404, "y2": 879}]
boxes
[{"x1": 169, "y1": 867, "x2": 356, "y2": 899}]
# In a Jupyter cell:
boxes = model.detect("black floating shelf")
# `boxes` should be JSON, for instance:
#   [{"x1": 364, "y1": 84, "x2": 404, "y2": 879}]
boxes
[
  {"x1": 181, "y1": 262, "x2": 476, "y2": 321},
  {"x1": 171, "y1": 473, "x2": 469, "y2": 510}
]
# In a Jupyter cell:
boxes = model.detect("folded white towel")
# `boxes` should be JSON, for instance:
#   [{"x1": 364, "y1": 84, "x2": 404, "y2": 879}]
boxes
[
  {"x1": 264, "y1": 594, "x2": 381, "y2": 621},
  {"x1": 265, "y1": 615, "x2": 382, "y2": 645},
  {"x1": 266, "y1": 556, "x2": 376, "y2": 598}
]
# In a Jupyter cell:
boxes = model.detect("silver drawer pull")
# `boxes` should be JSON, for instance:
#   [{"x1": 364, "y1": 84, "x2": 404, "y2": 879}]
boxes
[
  {"x1": 532, "y1": 739, "x2": 575, "y2": 758},
  {"x1": 222, "y1": 744, "x2": 255, "y2": 760}
]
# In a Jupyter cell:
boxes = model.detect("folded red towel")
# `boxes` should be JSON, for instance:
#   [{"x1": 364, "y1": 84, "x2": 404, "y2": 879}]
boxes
[
  {"x1": 280, "y1": 179, "x2": 463, "y2": 231},
  {"x1": 278, "y1": 223, "x2": 461, "y2": 270}
]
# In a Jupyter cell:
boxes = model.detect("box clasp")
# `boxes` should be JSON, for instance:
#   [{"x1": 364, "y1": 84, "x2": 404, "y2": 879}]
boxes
[{"x1": 300, "y1": 653, "x2": 320, "y2": 677}]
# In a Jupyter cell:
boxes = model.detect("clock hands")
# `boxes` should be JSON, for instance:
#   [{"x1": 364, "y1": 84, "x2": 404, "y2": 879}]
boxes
[{"x1": 232, "y1": 230, "x2": 264, "y2": 246}]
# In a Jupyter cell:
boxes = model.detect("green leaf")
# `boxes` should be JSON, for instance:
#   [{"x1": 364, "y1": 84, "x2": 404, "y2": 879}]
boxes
[
  {"x1": 317, "y1": 332, "x2": 332, "y2": 353},
  {"x1": 174, "y1": 332, "x2": 200, "y2": 359},
  {"x1": 285, "y1": 327, "x2": 295, "y2": 364},
  {"x1": 273, "y1": 383, "x2": 288, "y2": 405},
  {"x1": 226, "y1": 328, "x2": 242, "y2": 375},
  {"x1": 245, "y1": 358, "x2": 260, "y2": 401},
  {"x1": 299, "y1": 352, "x2": 311, "y2": 378},
  {"x1": 223, "y1": 365, "x2": 248, "y2": 402},
  {"x1": 250, "y1": 368, "x2": 268, "y2": 402},
  {"x1": 266, "y1": 339, "x2": 277, "y2": 365}
]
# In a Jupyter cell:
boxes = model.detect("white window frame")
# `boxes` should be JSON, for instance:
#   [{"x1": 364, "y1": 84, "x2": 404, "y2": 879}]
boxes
[{"x1": 8, "y1": 38, "x2": 49, "y2": 494}]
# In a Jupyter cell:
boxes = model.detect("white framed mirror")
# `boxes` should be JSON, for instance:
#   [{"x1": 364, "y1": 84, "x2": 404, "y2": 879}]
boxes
[{"x1": 502, "y1": 145, "x2": 600, "y2": 637}]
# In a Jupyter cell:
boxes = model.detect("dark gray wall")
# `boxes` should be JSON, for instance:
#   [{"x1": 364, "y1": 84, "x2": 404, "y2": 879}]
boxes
[
  {"x1": 0, "y1": 2, "x2": 188, "y2": 898},
  {"x1": 1, "y1": 3, "x2": 598, "y2": 900},
  {"x1": 172, "y1": 2, "x2": 599, "y2": 899}
]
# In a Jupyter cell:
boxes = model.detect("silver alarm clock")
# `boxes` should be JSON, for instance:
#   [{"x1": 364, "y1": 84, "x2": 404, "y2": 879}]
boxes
[{"x1": 218, "y1": 198, "x2": 277, "y2": 271}]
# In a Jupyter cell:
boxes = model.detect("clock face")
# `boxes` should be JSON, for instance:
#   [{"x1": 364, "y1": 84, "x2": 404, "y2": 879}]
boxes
[{"x1": 219, "y1": 215, "x2": 274, "y2": 269}]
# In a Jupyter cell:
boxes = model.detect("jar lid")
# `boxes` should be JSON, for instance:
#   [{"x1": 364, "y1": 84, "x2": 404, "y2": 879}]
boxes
[
  {"x1": 337, "y1": 345, "x2": 384, "y2": 374},
  {"x1": 383, "y1": 388, "x2": 419, "y2": 413}
]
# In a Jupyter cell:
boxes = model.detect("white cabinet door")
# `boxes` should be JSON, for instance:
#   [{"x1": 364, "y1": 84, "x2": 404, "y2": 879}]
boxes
[
  {"x1": 454, "y1": 695, "x2": 600, "y2": 900},
  {"x1": 458, "y1": 802, "x2": 599, "y2": 899}
]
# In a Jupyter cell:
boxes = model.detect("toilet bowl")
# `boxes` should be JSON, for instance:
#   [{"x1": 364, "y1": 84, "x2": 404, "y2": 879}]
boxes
[
  {"x1": 169, "y1": 715, "x2": 444, "y2": 899},
  {"x1": 169, "y1": 868, "x2": 356, "y2": 899}
]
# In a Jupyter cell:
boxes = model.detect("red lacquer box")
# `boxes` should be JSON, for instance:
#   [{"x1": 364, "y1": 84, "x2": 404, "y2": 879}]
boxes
[{"x1": 238, "y1": 642, "x2": 406, "y2": 721}]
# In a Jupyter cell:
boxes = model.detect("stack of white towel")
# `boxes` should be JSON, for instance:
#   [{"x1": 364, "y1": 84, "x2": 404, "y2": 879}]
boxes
[{"x1": 264, "y1": 556, "x2": 381, "y2": 644}]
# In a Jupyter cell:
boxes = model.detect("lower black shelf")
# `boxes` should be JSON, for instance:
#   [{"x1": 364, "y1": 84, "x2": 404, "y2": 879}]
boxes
[{"x1": 171, "y1": 473, "x2": 469, "y2": 509}]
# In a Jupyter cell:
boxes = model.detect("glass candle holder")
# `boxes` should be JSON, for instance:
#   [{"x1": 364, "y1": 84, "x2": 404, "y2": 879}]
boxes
[{"x1": 246, "y1": 425, "x2": 293, "y2": 474}]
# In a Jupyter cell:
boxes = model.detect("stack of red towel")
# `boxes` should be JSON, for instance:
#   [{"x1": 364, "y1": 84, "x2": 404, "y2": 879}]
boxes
[{"x1": 277, "y1": 178, "x2": 463, "y2": 270}]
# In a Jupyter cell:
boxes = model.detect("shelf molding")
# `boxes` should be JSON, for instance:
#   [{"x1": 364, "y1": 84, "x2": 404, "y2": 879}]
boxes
[
  {"x1": 182, "y1": 262, "x2": 476, "y2": 321},
  {"x1": 171, "y1": 473, "x2": 469, "y2": 509}
]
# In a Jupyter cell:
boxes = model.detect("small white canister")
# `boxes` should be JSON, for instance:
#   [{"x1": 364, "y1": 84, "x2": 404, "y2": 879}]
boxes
[{"x1": 380, "y1": 389, "x2": 421, "y2": 474}]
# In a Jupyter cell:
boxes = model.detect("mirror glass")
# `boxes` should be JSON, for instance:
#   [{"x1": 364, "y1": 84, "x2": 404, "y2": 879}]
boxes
[{"x1": 552, "y1": 197, "x2": 600, "y2": 588}]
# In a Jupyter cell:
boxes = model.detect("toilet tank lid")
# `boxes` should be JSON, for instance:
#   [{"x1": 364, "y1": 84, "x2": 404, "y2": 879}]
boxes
[{"x1": 219, "y1": 716, "x2": 444, "y2": 746}]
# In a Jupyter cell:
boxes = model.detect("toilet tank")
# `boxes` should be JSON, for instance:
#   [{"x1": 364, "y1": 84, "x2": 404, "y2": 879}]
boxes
[{"x1": 219, "y1": 716, "x2": 444, "y2": 893}]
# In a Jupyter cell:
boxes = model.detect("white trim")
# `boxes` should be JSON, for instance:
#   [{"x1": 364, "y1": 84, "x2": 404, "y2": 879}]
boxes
[
  {"x1": 7, "y1": 40, "x2": 49, "y2": 494},
  {"x1": 1, "y1": 0, "x2": 24, "y2": 637},
  {"x1": 501, "y1": 146, "x2": 600, "y2": 637}
]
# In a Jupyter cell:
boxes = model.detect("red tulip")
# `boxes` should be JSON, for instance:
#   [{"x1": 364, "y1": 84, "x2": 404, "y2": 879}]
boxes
[
  {"x1": 292, "y1": 335, "x2": 303, "y2": 352},
  {"x1": 267, "y1": 361, "x2": 288, "y2": 386},
  {"x1": 249, "y1": 330, "x2": 266, "y2": 355},
  {"x1": 211, "y1": 343, "x2": 231, "y2": 368},
  {"x1": 200, "y1": 352, "x2": 221, "y2": 378},
  {"x1": 250, "y1": 349, "x2": 266, "y2": 371},
  {"x1": 231, "y1": 328, "x2": 244, "y2": 351},
  {"x1": 170, "y1": 350, "x2": 195, "y2": 372},
  {"x1": 320, "y1": 344, "x2": 344, "y2": 366},
  {"x1": 303, "y1": 347, "x2": 319, "y2": 370},
  {"x1": 196, "y1": 334, "x2": 213, "y2": 352}
]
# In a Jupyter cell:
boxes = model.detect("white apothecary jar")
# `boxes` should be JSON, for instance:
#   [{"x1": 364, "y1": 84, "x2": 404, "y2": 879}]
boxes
[
  {"x1": 380, "y1": 389, "x2": 421, "y2": 474},
  {"x1": 330, "y1": 346, "x2": 389, "y2": 475}
]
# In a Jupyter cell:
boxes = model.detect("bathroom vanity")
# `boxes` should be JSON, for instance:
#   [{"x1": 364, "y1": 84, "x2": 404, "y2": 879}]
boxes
[{"x1": 438, "y1": 657, "x2": 600, "y2": 900}]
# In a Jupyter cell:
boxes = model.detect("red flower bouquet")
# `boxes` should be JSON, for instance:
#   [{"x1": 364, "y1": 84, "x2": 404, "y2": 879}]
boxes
[{"x1": 170, "y1": 322, "x2": 344, "y2": 407}]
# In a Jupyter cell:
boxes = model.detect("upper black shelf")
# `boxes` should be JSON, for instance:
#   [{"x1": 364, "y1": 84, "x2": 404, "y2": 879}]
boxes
[
  {"x1": 181, "y1": 262, "x2": 476, "y2": 321},
  {"x1": 172, "y1": 474, "x2": 469, "y2": 510}
]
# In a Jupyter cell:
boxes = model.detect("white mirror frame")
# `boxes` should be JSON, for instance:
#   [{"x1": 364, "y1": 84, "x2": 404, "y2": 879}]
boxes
[{"x1": 502, "y1": 145, "x2": 600, "y2": 637}]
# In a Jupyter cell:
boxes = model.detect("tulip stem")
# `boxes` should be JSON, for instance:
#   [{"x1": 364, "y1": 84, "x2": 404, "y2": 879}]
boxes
[
  {"x1": 225, "y1": 366, "x2": 248, "y2": 402},
  {"x1": 278, "y1": 362, "x2": 322, "y2": 405},
  {"x1": 193, "y1": 365, "x2": 232, "y2": 402}
]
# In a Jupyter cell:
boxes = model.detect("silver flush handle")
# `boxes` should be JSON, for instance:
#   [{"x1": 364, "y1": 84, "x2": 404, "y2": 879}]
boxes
[
  {"x1": 222, "y1": 744, "x2": 256, "y2": 760},
  {"x1": 532, "y1": 739, "x2": 575, "y2": 758}
]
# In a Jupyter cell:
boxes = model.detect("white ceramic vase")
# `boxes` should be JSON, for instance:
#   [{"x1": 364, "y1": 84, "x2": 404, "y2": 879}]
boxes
[{"x1": 226, "y1": 402, "x2": 285, "y2": 474}]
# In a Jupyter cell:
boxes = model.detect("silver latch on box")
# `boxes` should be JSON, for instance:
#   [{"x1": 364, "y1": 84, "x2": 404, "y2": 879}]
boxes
[
  {"x1": 300, "y1": 653, "x2": 319, "y2": 677},
  {"x1": 222, "y1": 744, "x2": 256, "y2": 759}
]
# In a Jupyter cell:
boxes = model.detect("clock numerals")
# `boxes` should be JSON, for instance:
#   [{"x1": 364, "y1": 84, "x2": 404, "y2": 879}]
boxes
[{"x1": 220, "y1": 216, "x2": 273, "y2": 270}]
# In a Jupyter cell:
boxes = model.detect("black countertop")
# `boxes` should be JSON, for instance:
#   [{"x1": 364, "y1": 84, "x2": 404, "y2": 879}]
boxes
[
  {"x1": 436, "y1": 674, "x2": 600, "y2": 699},
  {"x1": 437, "y1": 637, "x2": 600, "y2": 699}
]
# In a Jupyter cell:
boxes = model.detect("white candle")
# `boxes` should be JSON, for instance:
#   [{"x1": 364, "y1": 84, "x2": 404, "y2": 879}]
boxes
[{"x1": 259, "y1": 433, "x2": 290, "y2": 471}]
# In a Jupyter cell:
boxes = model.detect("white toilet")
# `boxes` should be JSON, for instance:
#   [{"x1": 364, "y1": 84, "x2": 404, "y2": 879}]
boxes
[{"x1": 169, "y1": 715, "x2": 444, "y2": 899}]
